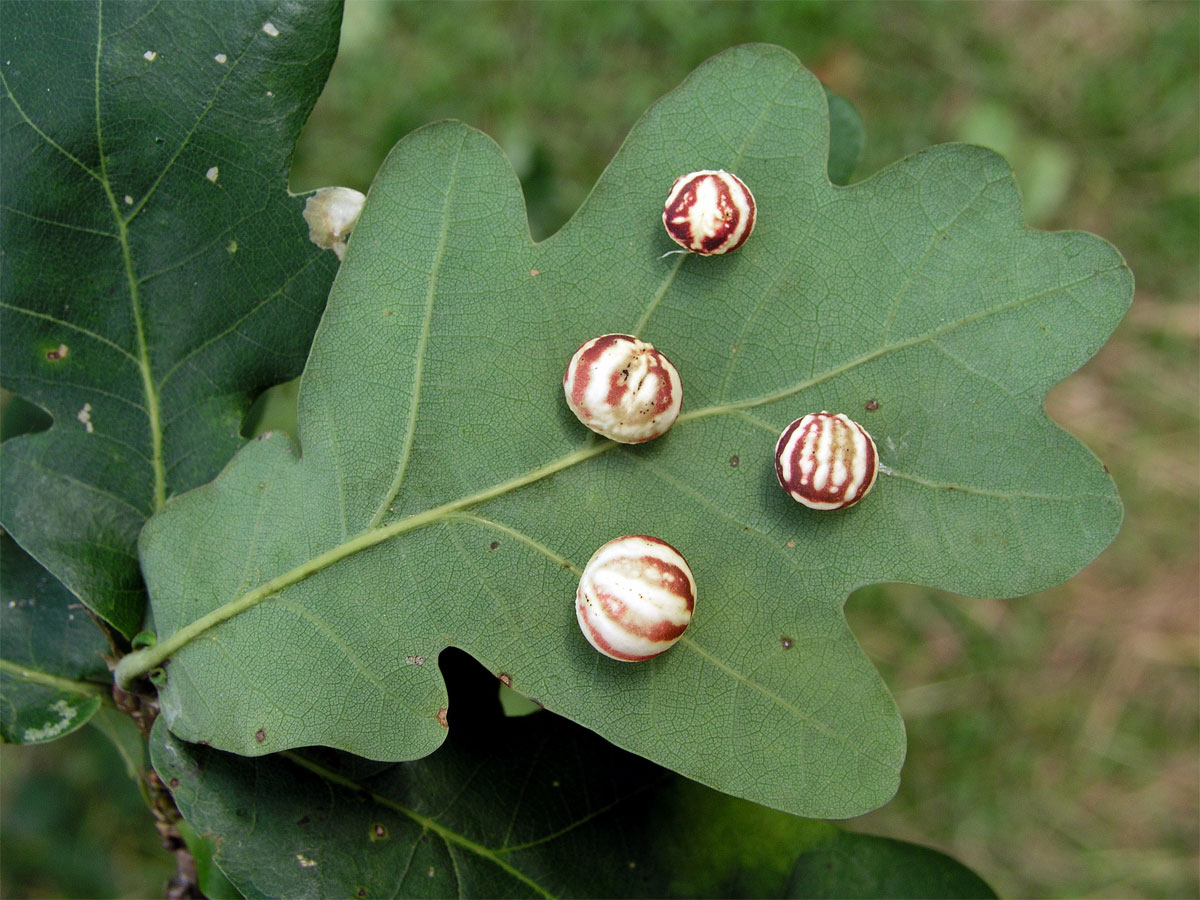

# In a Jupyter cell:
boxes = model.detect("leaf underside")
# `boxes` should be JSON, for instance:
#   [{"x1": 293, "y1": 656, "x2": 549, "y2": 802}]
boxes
[
  {"x1": 0, "y1": 0, "x2": 342, "y2": 637},
  {"x1": 140, "y1": 44, "x2": 1131, "y2": 818}
]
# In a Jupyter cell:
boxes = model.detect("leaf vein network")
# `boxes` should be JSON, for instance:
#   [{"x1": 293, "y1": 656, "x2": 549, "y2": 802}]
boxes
[{"x1": 282, "y1": 751, "x2": 556, "y2": 899}]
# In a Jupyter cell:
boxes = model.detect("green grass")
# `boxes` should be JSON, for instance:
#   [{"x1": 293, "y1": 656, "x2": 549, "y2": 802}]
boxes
[{"x1": 4, "y1": 1, "x2": 1196, "y2": 896}]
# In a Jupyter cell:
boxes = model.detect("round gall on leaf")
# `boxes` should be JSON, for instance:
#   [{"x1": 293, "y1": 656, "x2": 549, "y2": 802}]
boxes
[
  {"x1": 576, "y1": 535, "x2": 696, "y2": 662},
  {"x1": 563, "y1": 334, "x2": 682, "y2": 443},
  {"x1": 303, "y1": 186, "x2": 366, "y2": 261},
  {"x1": 775, "y1": 412, "x2": 879, "y2": 510},
  {"x1": 662, "y1": 170, "x2": 756, "y2": 255}
]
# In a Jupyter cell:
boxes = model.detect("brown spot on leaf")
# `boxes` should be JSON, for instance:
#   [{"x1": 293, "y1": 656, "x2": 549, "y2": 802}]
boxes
[
  {"x1": 46, "y1": 343, "x2": 68, "y2": 361},
  {"x1": 298, "y1": 816, "x2": 311, "y2": 825},
  {"x1": 865, "y1": 399, "x2": 880, "y2": 411},
  {"x1": 436, "y1": 708, "x2": 449, "y2": 728},
  {"x1": 356, "y1": 889, "x2": 367, "y2": 898},
  {"x1": 255, "y1": 729, "x2": 266, "y2": 743},
  {"x1": 168, "y1": 778, "x2": 179, "y2": 789},
  {"x1": 785, "y1": 540, "x2": 795, "y2": 548},
  {"x1": 530, "y1": 268, "x2": 540, "y2": 277},
  {"x1": 489, "y1": 541, "x2": 499, "y2": 550},
  {"x1": 406, "y1": 654, "x2": 426, "y2": 666},
  {"x1": 781, "y1": 636, "x2": 794, "y2": 650},
  {"x1": 369, "y1": 822, "x2": 388, "y2": 842},
  {"x1": 729, "y1": 455, "x2": 740, "y2": 467},
  {"x1": 498, "y1": 673, "x2": 512, "y2": 687}
]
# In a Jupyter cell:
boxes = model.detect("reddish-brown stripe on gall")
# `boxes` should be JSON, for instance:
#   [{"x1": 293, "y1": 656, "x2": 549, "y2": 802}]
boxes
[
  {"x1": 662, "y1": 170, "x2": 756, "y2": 255},
  {"x1": 563, "y1": 335, "x2": 682, "y2": 443},
  {"x1": 575, "y1": 535, "x2": 696, "y2": 662},
  {"x1": 774, "y1": 412, "x2": 879, "y2": 510}
]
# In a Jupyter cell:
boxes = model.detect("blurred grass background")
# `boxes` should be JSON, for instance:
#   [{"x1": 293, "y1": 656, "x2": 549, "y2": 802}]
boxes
[{"x1": 3, "y1": 1, "x2": 1196, "y2": 897}]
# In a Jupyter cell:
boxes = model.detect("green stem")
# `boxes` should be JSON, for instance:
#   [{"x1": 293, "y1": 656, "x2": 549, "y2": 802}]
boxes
[{"x1": 114, "y1": 442, "x2": 614, "y2": 688}]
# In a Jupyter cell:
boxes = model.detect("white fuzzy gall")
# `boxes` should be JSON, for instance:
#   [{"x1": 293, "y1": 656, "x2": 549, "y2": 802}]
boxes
[
  {"x1": 303, "y1": 186, "x2": 366, "y2": 261},
  {"x1": 576, "y1": 535, "x2": 696, "y2": 662},
  {"x1": 563, "y1": 334, "x2": 682, "y2": 443},
  {"x1": 774, "y1": 412, "x2": 878, "y2": 510},
  {"x1": 662, "y1": 170, "x2": 756, "y2": 255}
]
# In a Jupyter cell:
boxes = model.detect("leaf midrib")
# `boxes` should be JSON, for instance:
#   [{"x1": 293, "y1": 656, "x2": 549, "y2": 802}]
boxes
[
  {"x1": 114, "y1": 261, "x2": 1117, "y2": 688},
  {"x1": 0, "y1": 658, "x2": 108, "y2": 698}
]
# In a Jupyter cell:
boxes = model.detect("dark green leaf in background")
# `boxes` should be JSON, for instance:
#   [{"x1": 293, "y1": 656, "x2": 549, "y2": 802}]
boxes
[
  {"x1": 0, "y1": 533, "x2": 109, "y2": 744},
  {"x1": 0, "y1": 0, "x2": 343, "y2": 636},
  {"x1": 825, "y1": 88, "x2": 865, "y2": 186},
  {"x1": 787, "y1": 830, "x2": 997, "y2": 899},
  {"x1": 128, "y1": 44, "x2": 1131, "y2": 819},
  {"x1": 152, "y1": 652, "x2": 994, "y2": 899},
  {"x1": 151, "y1": 650, "x2": 674, "y2": 900}
]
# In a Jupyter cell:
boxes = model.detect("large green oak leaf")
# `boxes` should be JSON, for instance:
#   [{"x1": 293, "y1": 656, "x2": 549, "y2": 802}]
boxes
[
  {"x1": 126, "y1": 44, "x2": 1131, "y2": 818},
  {"x1": 0, "y1": 0, "x2": 342, "y2": 636}
]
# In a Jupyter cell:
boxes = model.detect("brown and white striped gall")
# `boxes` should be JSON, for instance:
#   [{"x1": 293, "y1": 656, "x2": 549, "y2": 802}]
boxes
[
  {"x1": 563, "y1": 334, "x2": 682, "y2": 443},
  {"x1": 662, "y1": 170, "x2": 756, "y2": 255},
  {"x1": 576, "y1": 535, "x2": 696, "y2": 662},
  {"x1": 774, "y1": 412, "x2": 879, "y2": 510}
]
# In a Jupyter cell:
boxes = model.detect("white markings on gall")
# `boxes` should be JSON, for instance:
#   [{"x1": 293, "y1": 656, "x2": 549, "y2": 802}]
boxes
[
  {"x1": 663, "y1": 170, "x2": 756, "y2": 255},
  {"x1": 563, "y1": 334, "x2": 682, "y2": 443},
  {"x1": 205, "y1": 166, "x2": 219, "y2": 183},
  {"x1": 576, "y1": 535, "x2": 696, "y2": 662},
  {"x1": 142, "y1": 50, "x2": 157, "y2": 62},
  {"x1": 214, "y1": 53, "x2": 227, "y2": 64},
  {"x1": 261, "y1": 22, "x2": 280, "y2": 37},
  {"x1": 774, "y1": 412, "x2": 878, "y2": 510}
]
